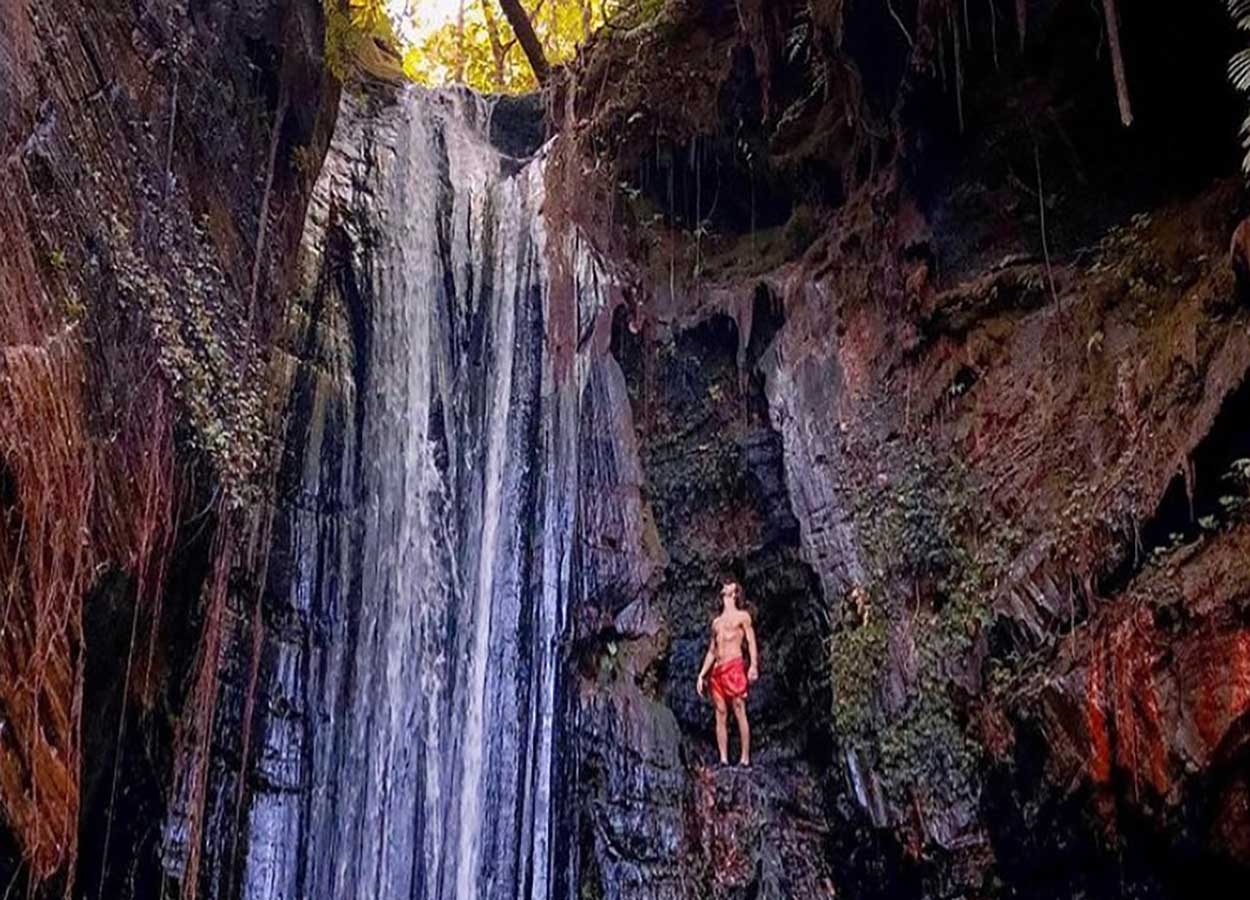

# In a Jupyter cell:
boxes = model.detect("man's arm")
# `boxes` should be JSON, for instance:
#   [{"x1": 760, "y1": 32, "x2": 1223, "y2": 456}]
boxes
[
  {"x1": 744, "y1": 614, "x2": 760, "y2": 682},
  {"x1": 696, "y1": 633, "x2": 715, "y2": 697}
]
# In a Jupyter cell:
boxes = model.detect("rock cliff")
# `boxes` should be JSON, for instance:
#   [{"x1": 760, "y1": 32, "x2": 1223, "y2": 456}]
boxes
[{"x1": 1, "y1": 1, "x2": 1248, "y2": 899}]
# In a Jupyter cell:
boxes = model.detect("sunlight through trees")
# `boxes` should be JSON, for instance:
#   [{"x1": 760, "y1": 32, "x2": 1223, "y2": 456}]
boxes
[
  {"x1": 403, "y1": 0, "x2": 613, "y2": 91},
  {"x1": 325, "y1": 0, "x2": 661, "y2": 93}
]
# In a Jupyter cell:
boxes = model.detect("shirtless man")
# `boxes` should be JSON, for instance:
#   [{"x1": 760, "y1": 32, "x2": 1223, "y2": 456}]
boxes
[{"x1": 696, "y1": 577, "x2": 760, "y2": 766}]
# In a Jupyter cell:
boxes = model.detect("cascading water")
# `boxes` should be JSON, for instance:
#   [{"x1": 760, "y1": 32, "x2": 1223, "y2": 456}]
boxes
[{"x1": 165, "y1": 85, "x2": 652, "y2": 900}]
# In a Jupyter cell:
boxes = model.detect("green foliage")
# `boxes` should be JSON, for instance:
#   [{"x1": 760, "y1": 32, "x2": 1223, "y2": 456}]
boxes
[
  {"x1": 829, "y1": 448, "x2": 1003, "y2": 805},
  {"x1": 1226, "y1": 1, "x2": 1250, "y2": 173},
  {"x1": 1149, "y1": 457, "x2": 1250, "y2": 568},
  {"x1": 403, "y1": 0, "x2": 628, "y2": 93},
  {"x1": 107, "y1": 220, "x2": 267, "y2": 507},
  {"x1": 323, "y1": 0, "x2": 398, "y2": 81},
  {"x1": 48, "y1": 248, "x2": 67, "y2": 270},
  {"x1": 1218, "y1": 457, "x2": 1250, "y2": 517},
  {"x1": 830, "y1": 611, "x2": 886, "y2": 736},
  {"x1": 782, "y1": 206, "x2": 821, "y2": 257},
  {"x1": 62, "y1": 296, "x2": 86, "y2": 323},
  {"x1": 596, "y1": 639, "x2": 621, "y2": 679},
  {"x1": 878, "y1": 687, "x2": 977, "y2": 801},
  {"x1": 1149, "y1": 531, "x2": 1190, "y2": 565},
  {"x1": 579, "y1": 870, "x2": 603, "y2": 900},
  {"x1": 322, "y1": 0, "x2": 662, "y2": 94}
]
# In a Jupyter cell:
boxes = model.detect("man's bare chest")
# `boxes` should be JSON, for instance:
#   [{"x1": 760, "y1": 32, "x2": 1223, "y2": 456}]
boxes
[{"x1": 713, "y1": 621, "x2": 743, "y2": 642}]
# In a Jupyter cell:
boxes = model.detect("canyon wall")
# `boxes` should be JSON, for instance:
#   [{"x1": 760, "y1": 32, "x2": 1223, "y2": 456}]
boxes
[
  {"x1": 563, "y1": 1, "x2": 1250, "y2": 897},
  {"x1": 0, "y1": 0, "x2": 334, "y2": 894},
  {"x1": 2, "y1": 1, "x2": 1249, "y2": 899}
]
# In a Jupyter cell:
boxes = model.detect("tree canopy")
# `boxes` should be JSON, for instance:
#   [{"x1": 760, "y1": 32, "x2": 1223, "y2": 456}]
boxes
[{"x1": 325, "y1": 0, "x2": 656, "y2": 94}]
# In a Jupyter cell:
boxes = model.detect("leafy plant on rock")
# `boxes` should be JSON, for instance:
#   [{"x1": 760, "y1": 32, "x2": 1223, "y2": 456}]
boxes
[
  {"x1": 1228, "y1": 1, "x2": 1250, "y2": 173},
  {"x1": 830, "y1": 446, "x2": 1001, "y2": 811}
]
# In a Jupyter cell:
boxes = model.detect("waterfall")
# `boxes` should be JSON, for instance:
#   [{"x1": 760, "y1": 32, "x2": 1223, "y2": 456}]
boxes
[{"x1": 188, "y1": 86, "x2": 636, "y2": 900}]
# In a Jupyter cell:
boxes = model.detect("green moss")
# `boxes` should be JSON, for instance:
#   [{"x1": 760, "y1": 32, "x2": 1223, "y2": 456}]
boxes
[
  {"x1": 829, "y1": 446, "x2": 1009, "y2": 804},
  {"x1": 829, "y1": 614, "x2": 886, "y2": 736},
  {"x1": 322, "y1": 2, "x2": 359, "y2": 82},
  {"x1": 107, "y1": 219, "x2": 267, "y2": 507},
  {"x1": 878, "y1": 687, "x2": 977, "y2": 801},
  {"x1": 62, "y1": 294, "x2": 86, "y2": 324},
  {"x1": 322, "y1": 0, "x2": 398, "y2": 82}
]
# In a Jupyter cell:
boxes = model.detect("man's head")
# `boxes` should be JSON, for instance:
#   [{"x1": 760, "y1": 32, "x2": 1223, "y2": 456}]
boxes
[{"x1": 720, "y1": 576, "x2": 743, "y2": 610}]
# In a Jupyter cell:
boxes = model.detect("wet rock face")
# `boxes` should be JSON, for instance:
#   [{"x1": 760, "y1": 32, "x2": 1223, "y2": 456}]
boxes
[
  {"x1": 0, "y1": 0, "x2": 332, "y2": 893},
  {"x1": 757, "y1": 153, "x2": 1250, "y2": 900},
  {"x1": 571, "y1": 177, "x2": 1250, "y2": 899},
  {"x1": 575, "y1": 308, "x2": 836, "y2": 899},
  {"x1": 578, "y1": 682, "x2": 688, "y2": 900},
  {"x1": 747, "y1": 165, "x2": 1250, "y2": 891},
  {"x1": 687, "y1": 769, "x2": 834, "y2": 900},
  {"x1": 564, "y1": 0, "x2": 1250, "y2": 893},
  {"x1": 615, "y1": 313, "x2": 822, "y2": 750}
]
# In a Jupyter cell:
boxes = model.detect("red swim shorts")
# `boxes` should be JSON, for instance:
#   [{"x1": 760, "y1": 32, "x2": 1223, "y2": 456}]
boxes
[{"x1": 709, "y1": 657, "x2": 749, "y2": 702}]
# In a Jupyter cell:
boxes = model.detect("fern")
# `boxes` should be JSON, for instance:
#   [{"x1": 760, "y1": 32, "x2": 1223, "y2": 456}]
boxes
[
  {"x1": 1230, "y1": 48, "x2": 1250, "y2": 90},
  {"x1": 1227, "y1": 1, "x2": 1250, "y2": 173}
]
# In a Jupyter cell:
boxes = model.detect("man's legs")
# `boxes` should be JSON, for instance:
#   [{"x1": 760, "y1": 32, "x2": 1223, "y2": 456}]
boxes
[
  {"x1": 713, "y1": 692, "x2": 729, "y2": 764},
  {"x1": 731, "y1": 698, "x2": 750, "y2": 765}
]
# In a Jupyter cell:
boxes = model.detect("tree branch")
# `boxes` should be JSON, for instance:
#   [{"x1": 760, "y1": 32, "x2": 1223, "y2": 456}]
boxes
[
  {"x1": 482, "y1": 1, "x2": 509, "y2": 88},
  {"x1": 497, "y1": 0, "x2": 550, "y2": 84},
  {"x1": 455, "y1": 0, "x2": 467, "y2": 83},
  {"x1": 1102, "y1": 0, "x2": 1133, "y2": 127}
]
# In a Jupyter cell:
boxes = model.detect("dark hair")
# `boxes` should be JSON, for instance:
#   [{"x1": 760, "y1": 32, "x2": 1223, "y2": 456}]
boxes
[{"x1": 719, "y1": 579, "x2": 745, "y2": 608}]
